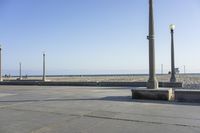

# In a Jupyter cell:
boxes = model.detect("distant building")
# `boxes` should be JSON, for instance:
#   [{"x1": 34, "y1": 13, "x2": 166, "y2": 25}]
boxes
[
  {"x1": 168, "y1": 68, "x2": 180, "y2": 74},
  {"x1": 175, "y1": 68, "x2": 180, "y2": 74}
]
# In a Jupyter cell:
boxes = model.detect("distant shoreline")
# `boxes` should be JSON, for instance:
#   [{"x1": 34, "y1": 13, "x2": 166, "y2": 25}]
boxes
[{"x1": 6, "y1": 73, "x2": 200, "y2": 77}]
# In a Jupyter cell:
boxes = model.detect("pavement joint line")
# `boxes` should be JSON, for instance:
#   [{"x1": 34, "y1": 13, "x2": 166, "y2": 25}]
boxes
[
  {"x1": 2, "y1": 99, "x2": 200, "y2": 121},
  {"x1": 0, "y1": 98, "x2": 102, "y2": 103},
  {"x1": 0, "y1": 102, "x2": 29, "y2": 109},
  {"x1": 0, "y1": 93, "x2": 16, "y2": 97},
  {"x1": 83, "y1": 115, "x2": 200, "y2": 129},
  {"x1": 31, "y1": 114, "x2": 100, "y2": 133},
  {"x1": 3, "y1": 107, "x2": 66, "y2": 116},
  {"x1": 3, "y1": 106, "x2": 95, "y2": 119},
  {"x1": 1, "y1": 99, "x2": 200, "y2": 121},
  {"x1": 3, "y1": 102, "x2": 200, "y2": 128},
  {"x1": 106, "y1": 111, "x2": 200, "y2": 121}
]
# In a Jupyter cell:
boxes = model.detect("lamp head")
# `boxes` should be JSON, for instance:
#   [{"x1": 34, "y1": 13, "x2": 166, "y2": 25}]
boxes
[{"x1": 169, "y1": 24, "x2": 175, "y2": 31}]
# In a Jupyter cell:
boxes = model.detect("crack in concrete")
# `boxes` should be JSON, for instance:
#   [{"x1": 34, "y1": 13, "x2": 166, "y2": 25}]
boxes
[
  {"x1": 110, "y1": 111, "x2": 200, "y2": 121},
  {"x1": 0, "y1": 102, "x2": 30, "y2": 109},
  {"x1": 4, "y1": 105, "x2": 200, "y2": 129},
  {"x1": 83, "y1": 114, "x2": 200, "y2": 129},
  {"x1": 2, "y1": 107, "x2": 65, "y2": 116}
]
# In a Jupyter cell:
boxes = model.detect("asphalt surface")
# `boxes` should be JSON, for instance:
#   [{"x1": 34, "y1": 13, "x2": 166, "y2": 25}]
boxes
[{"x1": 0, "y1": 86, "x2": 200, "y2": 133}]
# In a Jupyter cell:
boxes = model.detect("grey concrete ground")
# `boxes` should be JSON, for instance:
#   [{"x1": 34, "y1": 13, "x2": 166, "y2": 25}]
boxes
[{"x1": 0, "y1": 86, "x2": 200, "y2": 133}]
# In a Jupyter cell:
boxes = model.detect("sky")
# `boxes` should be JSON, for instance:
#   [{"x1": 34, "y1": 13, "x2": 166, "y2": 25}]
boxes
[{"x1": 0, "y1": 0, "x2": 200, "y2": 75}]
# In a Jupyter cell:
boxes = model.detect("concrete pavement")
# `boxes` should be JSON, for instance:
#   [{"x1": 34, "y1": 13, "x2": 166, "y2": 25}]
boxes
[{"x1": 0, "y1": 86, "x2": 200, "y2": 133}]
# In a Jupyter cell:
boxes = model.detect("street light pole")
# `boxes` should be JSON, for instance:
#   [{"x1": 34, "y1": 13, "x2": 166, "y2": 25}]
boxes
[
  {"x1": 0, "y1": 45, "x2": 2, "y2": 82},
  {"x1": 42, "y1": 52, "x2": 46, "y2": 82},
  {"x1": 170, "y1": 24, "x2": 176, "y2": 83},
  {"x1": 19, "y1": 62, "x2": 22, "y2": 80},
  {"x1": 147, "y1": 0, "x2": 158, "y2": 89}
]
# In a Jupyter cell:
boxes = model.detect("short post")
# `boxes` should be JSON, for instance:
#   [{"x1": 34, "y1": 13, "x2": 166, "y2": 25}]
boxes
[
  {"x1": 19, "y1": 62, "x2": 22, "y2": 80},
  {"x1": 170, "y1": 24, "x2": 176, "y2": 83},
  {"x1": 184, "y1": 65, "x2": 186, "y2": 74}
]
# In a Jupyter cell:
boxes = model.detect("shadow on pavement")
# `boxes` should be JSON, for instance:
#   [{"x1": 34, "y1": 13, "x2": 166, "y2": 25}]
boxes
[
  {"x1": 0, "y1": 96, "x2": 200, "y2": 106},
  {"x1": 100, "y1": 96, "x2": 200, "y2": 106}
]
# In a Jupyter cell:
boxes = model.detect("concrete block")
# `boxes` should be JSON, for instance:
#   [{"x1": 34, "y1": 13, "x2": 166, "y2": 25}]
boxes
[
  {"x1": 159, "y1": 82, "x2": 183, "y2": 88},
  {"x1": 98, "y1": 82, "x2": 147, "y2": 87},
  {"x1": 0, "y1": 81, "x2": 182, "y2": 88},
  {"x1": 175, "y1": 89, "x2": 200, "y2": 103},
  {"x1": 131, "y1": 88, "x2": 173, "y2": 101}
]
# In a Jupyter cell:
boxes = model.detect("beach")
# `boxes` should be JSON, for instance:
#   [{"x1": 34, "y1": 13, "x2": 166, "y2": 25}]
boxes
[{"x1": 4, "y1": 74, "x2": 200, "y2": 89}]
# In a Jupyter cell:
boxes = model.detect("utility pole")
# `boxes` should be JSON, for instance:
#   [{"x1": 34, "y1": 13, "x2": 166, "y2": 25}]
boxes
[
  {"x1": 19, "y1": 62, "x2": 22, "y2": 80},
  {"x1": 169, "y1": 24, "x2": 176, "y2": 83},
  {"x1": 42, "y1": 52, "x2": 46, "y2": 82},
  {"x1": 0, "y1": 45, "x2": 2, "y2": 81},
  {"x1": 147, "y1": 0, "x2": 158, "y2": 89}
]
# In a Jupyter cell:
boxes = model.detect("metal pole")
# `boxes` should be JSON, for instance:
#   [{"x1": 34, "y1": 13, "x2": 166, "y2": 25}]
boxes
[
  {"x1": 147, "y1": 0, "x2": 158, "y2": 89},
  {"x1": 161, "y1": 64, "x2": 163, "y2": 75},
  {"x1": 170, "y1": 28, "x2": 176, "y2": 83},
  {"x1": 184, "y1": 65, "x2": 186, "y2": 74},
  {"x1": 43, "y1": 53, "x2": 46, "y2": 82},
  {"x1": 19, "y1": 62, "x2": 22, "y2": 80},
  {"x1": 0, "y1": 46, "x2": 2, "y2": 82}
]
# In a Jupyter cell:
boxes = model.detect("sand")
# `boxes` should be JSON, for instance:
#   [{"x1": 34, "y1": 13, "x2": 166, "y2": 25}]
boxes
[{"x1": 3, "y1": 74, "x2": 200, "y2": 89}]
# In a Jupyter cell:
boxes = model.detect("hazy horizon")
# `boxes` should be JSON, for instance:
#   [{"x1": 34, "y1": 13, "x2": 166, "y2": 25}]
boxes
[{"x1": 3, "y1": 68, "x2": 197, "y2": 76}]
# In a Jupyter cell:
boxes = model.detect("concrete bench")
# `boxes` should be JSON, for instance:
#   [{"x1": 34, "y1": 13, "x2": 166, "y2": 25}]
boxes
[
  {"x1": 175, "y1": 89, "x2": 200, "y2": 103},
  {"x1": 132, "y1": 88, "x2": 173, "y2": 101}
]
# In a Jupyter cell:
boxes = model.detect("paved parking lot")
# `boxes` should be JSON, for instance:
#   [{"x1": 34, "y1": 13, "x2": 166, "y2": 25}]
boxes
[{"x1": 0, "y1": 86, "x2": 200, "y2": 133}]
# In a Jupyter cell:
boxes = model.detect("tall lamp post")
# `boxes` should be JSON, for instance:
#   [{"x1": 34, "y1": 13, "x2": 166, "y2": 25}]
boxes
[
  {"x1": 170, "y1": 24, "x2": 176, "y2": 83},
  {"x1": 147, "y1": 0, "x2": 158, "y2": 89},
  {"x1": 42, "y1": 52, "x2": 46, "y2": 82},
  {"x1": 0, "y1": 45, "x2": 2, "y2": 82},
  {"x1": 19, "y1": 62, "x2": 22, "y2": 80}
]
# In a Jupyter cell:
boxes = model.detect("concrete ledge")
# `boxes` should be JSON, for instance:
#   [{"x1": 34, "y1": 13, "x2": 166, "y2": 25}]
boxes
[
  {"x1": 175, "y1": 89, "x2": 200, "y2": 103},
  {"x1": 0, "y1": 81, "x2": 182, "y2": 88},
  {"x1": 159, "y1": 82, "x2": 183, "y2": 88},
  {"x1": 0, "y1": 81, "x2": 98, "y2": 86},
  {"x1": 42, "y1": 81, "x2": 97, "y2": 86},
  {"x1": 98, "y1": 82, "x2": 147, "y2": 87},
  {"x1": 131, "y1": 88, "x2": 173, "y2": 101},
  {"x1": 0, "y1": 81, "x2": 147, "y2": 87}
]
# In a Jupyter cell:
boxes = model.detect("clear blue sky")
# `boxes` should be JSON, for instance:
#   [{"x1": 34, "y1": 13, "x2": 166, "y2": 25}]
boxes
[{"x1": 0, "y1": 0, "x2": 200, "y2": 75}]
